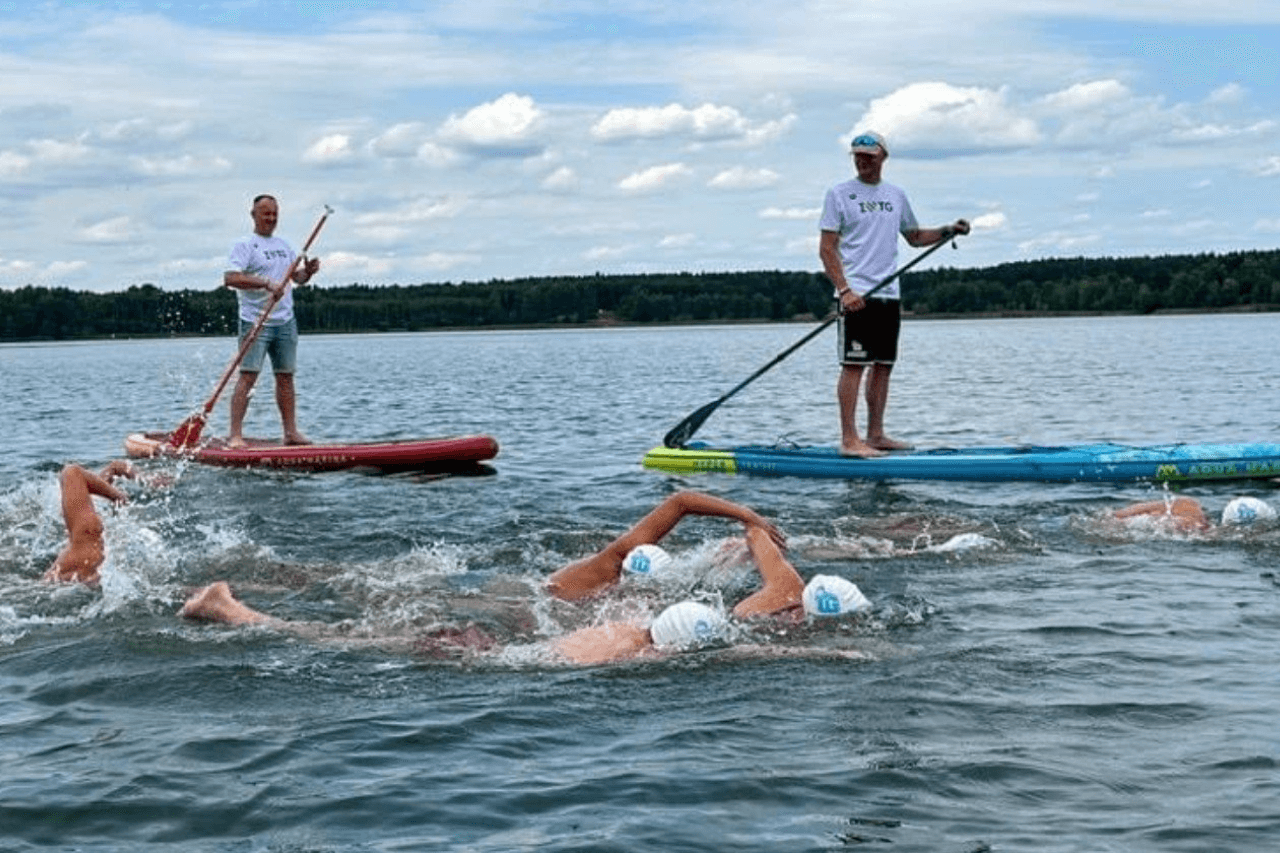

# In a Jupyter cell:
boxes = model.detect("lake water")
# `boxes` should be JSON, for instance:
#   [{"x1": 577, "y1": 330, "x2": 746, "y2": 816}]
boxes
[{"x1": 2, "y1": 314, "x2": 1279, "y2": 852}]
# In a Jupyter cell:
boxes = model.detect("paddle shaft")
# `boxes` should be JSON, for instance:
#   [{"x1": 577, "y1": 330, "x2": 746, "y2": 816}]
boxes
[
  {"x1": 662, "y1": 234, "x2": 957, "y2": 448},
  {"x1": 179, "y1": 207, "x2": 331, "y2": 435}
]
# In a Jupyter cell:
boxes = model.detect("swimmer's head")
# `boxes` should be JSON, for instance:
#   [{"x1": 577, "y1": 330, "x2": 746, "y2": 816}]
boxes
[
  {"x1": 649, "y1": 600, "x2": 727, "y2": 650},
  {"x1": 622, "y1": 543, "x2": 673, "y2": 576},
  {"x1": 802, "y1": 575, "x2": 871, "y2": 617},
  {"x1": 1221, "y1": 496, "x2": 1277, "y2": 526}
]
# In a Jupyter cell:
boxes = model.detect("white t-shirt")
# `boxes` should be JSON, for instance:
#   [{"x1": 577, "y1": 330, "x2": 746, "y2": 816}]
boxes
[
  {"x1": 819, "y1": 178, "x2": 918, "y2": 299},
  {"x1": 227, "y1": 234, "x2": 297, "y2": 325}
]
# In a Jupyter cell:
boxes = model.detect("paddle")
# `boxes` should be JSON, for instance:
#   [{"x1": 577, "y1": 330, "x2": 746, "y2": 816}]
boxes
[
  {"x1": 661, "y1": 232, "x2": 960, "y2": 448},
  {"x1": 167, "y1": 205, "x2": 333, "y2": 449}
]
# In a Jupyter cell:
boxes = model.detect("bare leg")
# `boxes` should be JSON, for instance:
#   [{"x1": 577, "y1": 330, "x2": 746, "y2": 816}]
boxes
[
  {"x1": 180, "y1": 582, "x2": 276, "y2": 625},
  {"x1": 275, "y1": 373, "x2": 309, "y2": 445},
  {"x1": 865, "y1": 363, "x2": 911, "y2": 451},
  {"x1": 229, "y1": 371, "x2": 259, "y2": 448},
  {"x1": 838, "y1": 364, "x2": 884, "y2": 457}
]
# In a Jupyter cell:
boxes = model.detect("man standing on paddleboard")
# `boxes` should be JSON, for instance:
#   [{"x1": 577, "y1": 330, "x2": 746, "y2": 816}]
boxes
[
  {"x1": 224, "y1": 194, "x2": 321, "y2": 448},
  {"x1": 819, "y1": 131, "x2": 968, "y2": 458}
]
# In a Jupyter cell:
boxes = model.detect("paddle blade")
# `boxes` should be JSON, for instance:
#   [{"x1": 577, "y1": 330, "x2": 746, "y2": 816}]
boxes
[
  {"x1": 663, "y1": 399, "x2": 722, "y2": 448},
  {"x1": 167, "y1": 413, "x2": 207, "y2": 449}
]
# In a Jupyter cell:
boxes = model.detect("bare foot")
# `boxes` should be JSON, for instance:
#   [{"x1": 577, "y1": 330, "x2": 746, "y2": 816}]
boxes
[
  {"x1": 839, "y1": 440, "x2": 887, "y2": 458},
  {"x1": 283, "y1": 432, "x2": 312, "y2": 446},
  {"x1": 227, "y1": 435, "x2": 247, "y2": 449},
  {"x1": 868, "y1": 436, "x2": 913, "y2": 451},
  {"x1": 180, "y1": 582, "x2": 273, "y2": 625}
]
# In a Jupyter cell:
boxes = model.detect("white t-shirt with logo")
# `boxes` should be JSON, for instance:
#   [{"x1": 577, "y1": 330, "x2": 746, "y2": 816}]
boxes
[
  {"x1": 227, "y1": 234, "x2": 297, "y2": 325},
  {"x1": 819, "y1": 178, "x2": 918, "y2": 299}
]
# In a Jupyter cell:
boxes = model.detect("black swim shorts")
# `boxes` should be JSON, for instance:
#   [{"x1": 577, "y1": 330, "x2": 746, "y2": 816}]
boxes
[{"x1": 837, "y1": 298, "x2": 900, "y2": 366}]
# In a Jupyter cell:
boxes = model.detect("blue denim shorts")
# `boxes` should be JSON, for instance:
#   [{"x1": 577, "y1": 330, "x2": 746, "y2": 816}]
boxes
[{"x1": 238, "y1": 317, "x2": 298, "y2": 374}]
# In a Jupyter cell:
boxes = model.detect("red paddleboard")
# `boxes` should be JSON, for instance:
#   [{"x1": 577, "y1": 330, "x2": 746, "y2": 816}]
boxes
[{"x1": 125, "y1": 432, "x2": 498, "y2": 474}]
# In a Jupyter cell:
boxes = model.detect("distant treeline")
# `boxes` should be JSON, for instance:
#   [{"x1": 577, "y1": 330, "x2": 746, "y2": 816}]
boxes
[{"x1": 3, "y1": 248, "x2": 1278, "y2": 341}]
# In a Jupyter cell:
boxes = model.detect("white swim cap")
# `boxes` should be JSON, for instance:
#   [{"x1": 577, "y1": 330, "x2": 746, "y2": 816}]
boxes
[
  {"x1": 649, "y1": 601, "x2": 727, "y2": 649},
  {"x1": 1221, "y1": 496, "x2": 1277, "y2": 526},
  {"x1": 802, "y1": 575, "x2": 871, "y2": 617},
  {"x1": 622, "y1": 544, "x2": 674, "y2": 575}
]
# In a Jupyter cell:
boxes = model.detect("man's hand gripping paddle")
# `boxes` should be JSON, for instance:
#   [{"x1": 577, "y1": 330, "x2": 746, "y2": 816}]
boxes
[
  {"x1": 167, "y1": 205, "x2": 333, "y2": 450},
  {"x1": 662, "y1": 231, "x2": 961, "y2": 449}
]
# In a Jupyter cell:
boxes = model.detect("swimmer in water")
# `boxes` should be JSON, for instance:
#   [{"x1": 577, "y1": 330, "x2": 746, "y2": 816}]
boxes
[
  {"x1": 180, "y1": 491, "x2": 873, "y2": 665},
  {"x1": 43, "y1": 461, "x2": 136, "y2": 585},
  {"x1": 1109, "y1": 495, "x2": 1276, "y2": 534}
]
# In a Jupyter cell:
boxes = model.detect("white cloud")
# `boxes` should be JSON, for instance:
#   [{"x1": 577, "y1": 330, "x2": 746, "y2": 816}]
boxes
[
  {"x1": 98, "y1": 117, "x2": 194, "y2": 145},
  {"x1": 760, "y1": 206, "x2": 820, "y2": 220},
  {"x1": 541, "y1": 165, "x2": 578, "y2": 191},
  {"x1": 438, "y1": 92, "x2": 544, "y2": 155},
  {"x1": 785, "y1": 234, "x2": 819, "y2": 255},
  {"x1": 1207, "y1": 83, "x2": 1245, "y2": 105},
  {"x1": 29, "y1": 138, "x2": 93, "y2": 164},
  {"x1": 47, "y1": 260, "x2": 89, "y2": 277},
  {"x1": 584, "y1": 244, "x2": 634, "y2": 261},
  {"x1": 971, "y1": 211, "x2": 1007, "y2": 230},
  {"x1": 355, "y1": 197, "x2": 466, "y2": 226},
  {"x1": 303, "y1": 134, "x2": 358, "y2": 166},
  {"x1": 591, "y1": 103, "x2": 790, "y2": 145},
  {"x1": 0, "y1": 258, "x2": 37, "y2": 276},
  {"x1": 131, "y1": 153, "x2": 232, "y2": 177},
  {"x1": 618, "y1": 162, "x2": 692, "y2": 192},
  {"x1": 370, "y1": 122, "x2": 430, "y2": 158},
  {"x1": 707, "y1": 166, "x2": 779, "y2": 190},
  {"x1": 1017, "y1": 231, "x2": 1102, "y2": 255},
  {"x1": 415, "y1": 141, "x2": 458, "y2": 167},
  {"x1": 0, "y1": 150, "x2": 31, "y2": 178},
  {"x1": 1040, "y1": 79, "x2": 1131, "y2": 113},
  {"x1": 80, "y1": 216, "x2": 135, "y2": 244},
  {"x1": 658, "y1": 233, "x2": 696, "y2": 249},
  {"x1": 857, "y1": 82, "x2": 1041, "y2": 152},
  {"x1": 1252, "y1": 156, "x2": 1280, "y2": 177},
  {"x1": 349, "y1": 196, "x2": 467, "y2": 242}
]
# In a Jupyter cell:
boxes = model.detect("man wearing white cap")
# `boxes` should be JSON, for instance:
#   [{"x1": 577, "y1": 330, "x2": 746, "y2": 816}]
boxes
[{"x1": 820, "y1": 131, "x2": 970, "y2": 458}]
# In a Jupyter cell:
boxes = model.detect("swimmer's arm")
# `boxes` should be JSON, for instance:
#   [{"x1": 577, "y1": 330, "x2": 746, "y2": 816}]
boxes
[
  {"x1": 732, "y1": 526, "x2": 804, "y2": 619},
  {"x1": 616, "y1": 491, "x2": 786, "y2": 553},
  {"x1": 546, "y1": 491, "x2": 786, "y2": 602},
  {"x1": 93, "y1": 461, "x2": 136, "y2": 503}
]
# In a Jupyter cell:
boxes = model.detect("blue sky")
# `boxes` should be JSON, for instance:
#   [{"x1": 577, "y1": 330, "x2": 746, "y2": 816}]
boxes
[{"x1": 1, "y1": 1, "x2": 1277, "y2": 293}]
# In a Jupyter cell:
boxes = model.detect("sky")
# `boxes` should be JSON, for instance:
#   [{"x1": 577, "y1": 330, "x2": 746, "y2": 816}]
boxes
[{"x1": 1, "y1": 0, "x2": 1278, "y2": 293}]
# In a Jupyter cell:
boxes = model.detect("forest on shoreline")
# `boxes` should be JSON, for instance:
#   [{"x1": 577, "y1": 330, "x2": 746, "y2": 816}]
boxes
[{"x1": 3, "y1": 247, "x2": 1279, "y2": 342}]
